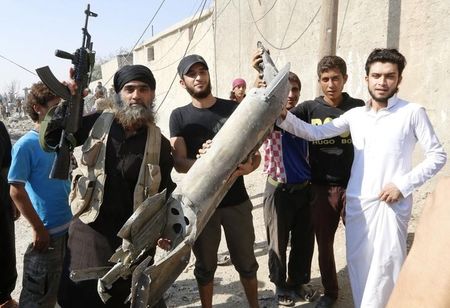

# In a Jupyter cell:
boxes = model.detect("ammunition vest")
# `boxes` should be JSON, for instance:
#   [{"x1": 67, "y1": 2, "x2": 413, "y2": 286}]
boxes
[{"x1": 69, "y1": 110, "x2": 162, "y2": 224}]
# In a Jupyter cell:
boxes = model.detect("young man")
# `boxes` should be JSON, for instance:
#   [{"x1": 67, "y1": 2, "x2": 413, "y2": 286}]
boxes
[
  {"x1": 277, "y1": 48, "x2": 447, "y2": 308},
  {"x1": 8, "y1": 82, "x2": 72, "y2": 307},
  {"x1": 229, "y1": 78, "x2": 247, "y2": 103},
  {"x1": 44, "y1": 65, "x2": 175, "y2": 307},
  {"x1": 253, "y1": 53, "x2": 364, "y2": 308},
  {"x1": 95, "y1": 81, "x2": 107, "y2": 98},
  {"x1": 0, "y1": 121, "x2": 18, "y2": 308},
  {"x1": 261, "y1": 72, "x2": 316, "y2": 306},
  {"x1": 291, "y1": 56, "x2": 364, "y2": 308},
  {"x1": 170, "y1": 54, "x2": 260, "y2": 308}
]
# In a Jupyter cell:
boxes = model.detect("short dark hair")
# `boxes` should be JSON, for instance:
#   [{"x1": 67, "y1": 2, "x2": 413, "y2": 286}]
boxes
[
  {"x1": 288, "y1": 72, "x2": 301, "y2": 91},
  {"x1": 365, "y1": 48, "x2": 406, "y2": 76},
  {"x1": 317, "y1": 56, "x2": 347, "y2": 78},
  {"x1": 26, "y1": 82, "x2": 58, "y2": 122}
]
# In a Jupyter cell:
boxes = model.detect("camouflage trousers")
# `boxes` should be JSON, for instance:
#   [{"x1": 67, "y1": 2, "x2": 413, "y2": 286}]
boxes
[{"x1": 19, "y1": 234, "x2": 66, "y2": 308}]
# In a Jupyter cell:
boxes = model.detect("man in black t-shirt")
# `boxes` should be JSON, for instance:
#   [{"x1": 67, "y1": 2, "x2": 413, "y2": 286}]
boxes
[
  {"x1": 291, "y1": 56, "x2": 364, "y2": 308},
  {"x1": 170, "y1": 54, "x2": 261, "y2": 308}
]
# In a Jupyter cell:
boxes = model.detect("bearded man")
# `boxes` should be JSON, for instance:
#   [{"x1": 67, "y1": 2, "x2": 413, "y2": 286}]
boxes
[
  {"x1": 277, "y1": 49, "x2": 446, "y2": 308},
  {"x1": 169, "y1": 55, "x2": 261, "y2": 308},
  {"x1": 44, "y1": 65, "x2": 175, "y2": 307}
]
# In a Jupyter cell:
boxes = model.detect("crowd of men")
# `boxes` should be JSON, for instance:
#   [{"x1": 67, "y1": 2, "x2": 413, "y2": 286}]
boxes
[
  {"x1": 0, "y1": 97, "x2": 24, "y2": 119},
  {"x1": 0, "y1": 47, "x2": 447, "y2": 308}
]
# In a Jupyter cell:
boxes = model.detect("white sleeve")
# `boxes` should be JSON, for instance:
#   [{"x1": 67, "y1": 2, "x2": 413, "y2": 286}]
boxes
[
  {"x1": 276, "y1": 111, "x2": 350, "y2": 141},
  {"x1": 393, "y1": 107, "x2": 447, "y2": 197}
]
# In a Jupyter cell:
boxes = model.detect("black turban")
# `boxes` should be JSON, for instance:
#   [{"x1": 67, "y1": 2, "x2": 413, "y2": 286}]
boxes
[{"x1": 113, "y1": 65, "x2": 156, "y2": 93}]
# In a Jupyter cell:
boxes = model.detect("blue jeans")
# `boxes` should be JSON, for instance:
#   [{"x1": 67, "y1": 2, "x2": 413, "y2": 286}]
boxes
[{"x1": 20, "y1": 234, "x2": 67, "y2": 308}]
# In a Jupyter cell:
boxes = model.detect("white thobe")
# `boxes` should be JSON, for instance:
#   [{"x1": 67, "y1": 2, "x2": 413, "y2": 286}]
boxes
[{"x1": 278, "y1": 96, "x2": 447, "y2": 308}]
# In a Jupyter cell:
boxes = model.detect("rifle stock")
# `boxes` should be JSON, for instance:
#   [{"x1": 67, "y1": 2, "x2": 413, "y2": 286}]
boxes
[{"x1": 36, "y1": 4, "x2": 97, "y2": 180}]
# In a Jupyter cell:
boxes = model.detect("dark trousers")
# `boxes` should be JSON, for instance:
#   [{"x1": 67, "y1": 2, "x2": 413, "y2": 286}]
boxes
[
  {"x1": 263, "y1": 179, "x2": 314, "y2": 288},
  {"x1": 193, "y1": 200, "x2": 258, "y2": 285},
  {"x1": 0, "y1": 204, "x2": 17, "y2": 304},
  {"x1": 58, "y1": 218, "x2": 166, "y2": 308},
  {"x1": 310, "y1": 184, "x2": 346, "y2": 299}
]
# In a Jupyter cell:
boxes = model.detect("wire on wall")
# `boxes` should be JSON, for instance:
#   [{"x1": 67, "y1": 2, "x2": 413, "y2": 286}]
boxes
[
  {"x1": 151, "y1": 0, "x2": 231, "y2": 72},
  {"x1": 154, "y1": 0, "x2": 209, "y2": 113},
  {"x1": 103, "y1": 0, "x2": 167, "y2": 86},
  {"x1": 247, "y1": 0, "x2": 321, "y2": 51},
  {"x1": 337, "y1": 0, "x2": 351, "y2": 47},
  {"x1": 149, "y1": 0, "x2": 207, "y2": 66}
]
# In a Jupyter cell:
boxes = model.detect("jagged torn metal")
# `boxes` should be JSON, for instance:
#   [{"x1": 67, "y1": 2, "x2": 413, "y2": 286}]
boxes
[{"x1": 97, "y1": 54, "x2": 290, "y2": 308}]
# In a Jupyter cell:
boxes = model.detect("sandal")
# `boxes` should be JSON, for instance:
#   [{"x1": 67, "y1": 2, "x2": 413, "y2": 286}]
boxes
[
  {"x1": 276, "y1": 287, "x2": 295, "y2": 307},
  {"x1": 293, "y1": 284, "x2": 319, "y2": 302}
]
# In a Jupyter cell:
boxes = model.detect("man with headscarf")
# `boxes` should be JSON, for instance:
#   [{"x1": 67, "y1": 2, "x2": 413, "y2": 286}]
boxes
[
  {"x1": 43, "y1": 65, "x2": 176, "y2": 307},
  {"x1": 229, "y1": 78, "x2": 247, "y2": 103}
]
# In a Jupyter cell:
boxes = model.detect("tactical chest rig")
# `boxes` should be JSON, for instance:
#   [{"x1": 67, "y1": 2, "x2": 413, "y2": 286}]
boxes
[{"x1": 70, "y1": 109, "x2": 162, "y2": 223}]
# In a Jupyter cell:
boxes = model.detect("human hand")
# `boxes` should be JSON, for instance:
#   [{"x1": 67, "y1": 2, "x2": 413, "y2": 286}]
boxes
[
  {"x1": 279, "y1": 106, "x2": 288, "y2": 120},
  {"x1": 157, "y1": 238, "x2": 172, "y2": 251},
  {"x1": 379, "y1": 183, "x2": 403, "y2": 204},
  {"x1": 196, "y1": 140, "x2": 212, "y2": 159},
  {"x1": 386, "y1": 177, "x2": 450, "y2": 308},
  {"x1": 254, "y1": 75, "x2": 267, "y2": 88},
  {"x1": 11, "y1": 202, "x2": 20, "y2": 221},
  {"x1": 63, "y1": 67, "x2": 89, "y2": 97},
  {"x1": 251, "y1": 49, "x2": 264, "y2": 71},
  {"x1": 232, "y1": 155, "x2": 254, "y2": 177},
  {"x1": 32, "y1": 226, "x2": 50, "y2": 252}
]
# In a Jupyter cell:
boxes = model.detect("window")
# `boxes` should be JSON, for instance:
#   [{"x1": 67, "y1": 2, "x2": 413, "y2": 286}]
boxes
[
  {"x1": 147, "y1": 46, "x2": 155, "y2": 62},
  {"x1": 188, "y1": 25, "x2": 194, "y2": 41}
]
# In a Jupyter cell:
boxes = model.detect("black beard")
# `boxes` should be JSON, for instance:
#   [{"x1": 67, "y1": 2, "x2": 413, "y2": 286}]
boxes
[
  {"x1": 368, "y1": 87, "x2": 398, "y2": 104},
  {"x1": 186, "y1": 81, "x2": 212, "y2": 99},
  {"x1": 115, "y1": 103, "x2": 154, "y2": 130}
]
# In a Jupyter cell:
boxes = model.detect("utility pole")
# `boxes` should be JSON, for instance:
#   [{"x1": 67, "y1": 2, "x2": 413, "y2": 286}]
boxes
[
  {"x1": 317, "y1": 0, "x2": 339, "y2": 95},
  {"x1": 23, "y1": 87, "x2": 30, "y2": 104}
]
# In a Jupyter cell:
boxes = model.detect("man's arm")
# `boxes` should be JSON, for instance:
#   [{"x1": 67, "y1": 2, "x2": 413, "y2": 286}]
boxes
[
  {"x1": 2, "y1": 167, "x2": 20, "y2": 220},
  {"x1": 391, "y1": 107, "x2": 447, "y2": 198},
  {"x1": 387, "y1": 177, "x2": 450, "y2": 308},
  {"x1": 9, "y1": 183, "x2": 50, "y2": 251},
  {"x1": 277, "y1": 110, "x2": 349, "y2": 141},
  {"x1": 170, "y1": 136, "x2": 195, "y2": 173},
  {"x1": 43, "y1": 106, "x2": 99, "y2": 150}
]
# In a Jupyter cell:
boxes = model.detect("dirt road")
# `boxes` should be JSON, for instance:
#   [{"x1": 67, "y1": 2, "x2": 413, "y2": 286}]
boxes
[{"x1": 7, "y1": 116, "x2": 436, "y2": 307}]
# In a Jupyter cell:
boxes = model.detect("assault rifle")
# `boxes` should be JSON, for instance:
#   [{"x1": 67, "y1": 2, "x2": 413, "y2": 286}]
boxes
[{"x1": 37, "y1": 4, "x2": 97, "y2": 179}]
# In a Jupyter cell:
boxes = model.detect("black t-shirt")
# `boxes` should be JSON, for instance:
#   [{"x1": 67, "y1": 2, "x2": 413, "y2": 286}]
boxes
[
  {"x1": 291, "y1": 93, "x2": 365, "y2": 186},
  {"x1": 0, "y1": 121, "x2": 12, "y2": 213},
  {"x1": 169, "y1": 98, "x2": 249, "y2": 207}
]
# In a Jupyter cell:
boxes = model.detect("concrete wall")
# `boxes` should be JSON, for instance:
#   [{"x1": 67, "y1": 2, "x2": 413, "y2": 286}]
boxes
[
  {"x1": 97, "y1": 9, "x2": 214, "y2": 135},
  {"x1": 99, "y1": 0, "x2": 449, "y2": 173},
  {"x1": 212, "y1": 0, "x2": 449, "y2": 174}
]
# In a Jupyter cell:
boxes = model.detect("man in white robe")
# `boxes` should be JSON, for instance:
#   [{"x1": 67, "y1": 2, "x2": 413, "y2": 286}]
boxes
[{"x1": 276, "y1": 48, "x2": 447, "y2": 308}]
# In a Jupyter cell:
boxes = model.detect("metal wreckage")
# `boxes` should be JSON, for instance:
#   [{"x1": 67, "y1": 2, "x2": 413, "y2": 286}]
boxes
[{"x1": 73, "y1": 46, "x2": 291, "y2": 307}]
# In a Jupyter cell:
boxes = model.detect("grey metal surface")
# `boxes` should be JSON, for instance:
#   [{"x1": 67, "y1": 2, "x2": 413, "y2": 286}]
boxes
[{"x1": 97, "y1": 52, "x2": 290, "y2": 307}]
